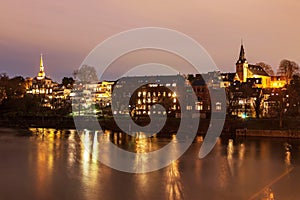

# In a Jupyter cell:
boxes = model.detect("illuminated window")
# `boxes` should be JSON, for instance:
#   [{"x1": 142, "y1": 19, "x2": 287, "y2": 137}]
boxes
[
  {"x1": 186, "y1": 105, "x2": 193, "y2": 110},
  {"x1": 216, "y1": 102, "x2": 222, "y2": 110},
  {"x1": 195, "y1": 102, "x2": 203, "y2": 110}
]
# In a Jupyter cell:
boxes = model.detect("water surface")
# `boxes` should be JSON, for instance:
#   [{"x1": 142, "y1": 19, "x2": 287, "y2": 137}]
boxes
[{"x1": 0, "y1": 128, "x2": 299, "y2": 200}]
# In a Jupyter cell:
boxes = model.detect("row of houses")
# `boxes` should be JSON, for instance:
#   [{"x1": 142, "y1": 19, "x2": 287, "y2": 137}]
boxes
[{"x1": 27, "y1": 44, "x2": 291, "y2": 118}]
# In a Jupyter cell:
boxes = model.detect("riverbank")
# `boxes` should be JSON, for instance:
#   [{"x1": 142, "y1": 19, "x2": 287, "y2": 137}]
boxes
[
  {"x1": 1, "y1": 116, "x2": 300, "y2": 137},
  {"x1": 236, "y1": 129, "x2": 300, "y2": 138}
]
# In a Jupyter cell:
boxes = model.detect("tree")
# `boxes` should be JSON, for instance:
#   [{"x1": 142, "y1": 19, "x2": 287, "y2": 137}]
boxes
[
  {"x1": 277, "y1": 59, "x2": 299, "y2": 81},
  {"x1": 256, "y1": 62, "x2": 274, "y2": 76},
  {"x1": 0, "y1": 73, "x2": 9, "y2": 104},
  {"x1": 62, "y1": 77, "x2": 74, "y2": 88},
  {"x1": 74, "y1": 65, "x2": 98, "y2": 83},
  {"x1": 0, "y1": 75, "x2": 26, "y2": 99},
  {"x1": 225, "y1": 84, "x2": 239, "y2": 117},
  {"x1": 253, "y1": 89, "x2": 263, "y2": 119},
  {"x1": 8, "y1": 76, "x2": 26, "y2": 98},
  {"x1": 286, "y1": 74, "x2": 300, "y2": 116}
]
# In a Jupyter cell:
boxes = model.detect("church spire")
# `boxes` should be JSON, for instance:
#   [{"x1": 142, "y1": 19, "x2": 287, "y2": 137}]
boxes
[
  {"x1": 37, "y1": 53, "x2": 45, "y2": 80},
  {"x1": 40, "y1": 53, "x2": 44, "y2": 69},
  {"x1": 237, "y1": 40, "x2": 247, "y2": 64}
]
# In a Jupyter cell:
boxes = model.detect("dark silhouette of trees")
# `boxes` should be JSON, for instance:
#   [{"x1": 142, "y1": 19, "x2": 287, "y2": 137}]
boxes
[
  {"x1": 256, "y1": 62, "x2": 274, "y2": 76},
  {"x1": 253, "y1": 89, "x2": 263, "y2": 119},
  {"x1": 74, "y1": 65, "x2": 98, "y2": 83},
  {"x1": 0, "y1": 74, "x2": 26, "y2": 101},
  {"x1": 225, "y1": 84, "x2": 239, "y2": 117},
  {"x1": 286, "y1": 75, "x2": 300, "y2": 116},
  {"x1": 277, "y1": 59, "x2": 299, "y2": 81},
  {"x1": 62, "y1": 77, "x2": 74, "y2": 88},
  {"x1": 0, "y1": 73, "x2": 9, "y2": 104}
]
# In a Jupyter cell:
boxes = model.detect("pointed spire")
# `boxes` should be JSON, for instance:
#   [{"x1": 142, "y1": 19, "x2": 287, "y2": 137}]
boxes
[
  {"x1": 237, "y1": 40, "x2": 247, "y2": 64},
  {"x1": 37, "y1": 53, "x2": 45, "y2": 80},
  {"x1": 40, "y1": 53, "x2": 44, "y2": 68}
]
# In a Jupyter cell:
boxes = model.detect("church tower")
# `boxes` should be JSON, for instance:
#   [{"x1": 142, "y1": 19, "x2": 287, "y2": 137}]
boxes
[
  {"x1": 37, "y1": 54, "x2": 46, "y2": 80},
  {"x1": 236, "y1": 42, "x2": 248, "y2": 82}
]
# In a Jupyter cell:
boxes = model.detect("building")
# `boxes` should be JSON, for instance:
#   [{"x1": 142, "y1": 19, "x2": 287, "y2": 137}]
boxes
[
  {"x1": 235, "y1": 43, "x2": 270, "y2": 87},
  {"x1": 235, "y1": 42, "x2": 288, "y2": 89},
  {"x1": 112, "y1": 75, "x2": 196, "y2": 118},
  {"x1": 26, "y1": 54, "x2": 54, "y2": 96},
  {"x1": 25, "y1": 54, "x2": 70, "y2": 109}
]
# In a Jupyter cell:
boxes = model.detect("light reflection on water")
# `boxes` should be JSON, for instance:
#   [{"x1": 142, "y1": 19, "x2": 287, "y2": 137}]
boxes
[{"x1": 0, "y1": 128, "x2": 300, "y2": 199}]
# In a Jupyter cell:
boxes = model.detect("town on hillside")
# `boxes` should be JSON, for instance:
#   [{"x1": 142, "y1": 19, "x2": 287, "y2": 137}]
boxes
[{"x1": 1, "y1": 43, "x2": 300, "y2": 125}]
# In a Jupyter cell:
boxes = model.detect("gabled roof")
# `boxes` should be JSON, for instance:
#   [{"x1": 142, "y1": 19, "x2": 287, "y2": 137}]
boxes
[
  {"x1": 248, "y1": 64, "x2": 269, "y2": 76},
  {"x1": 221, "y1": 73, "x2": 237, "y2": 82}
]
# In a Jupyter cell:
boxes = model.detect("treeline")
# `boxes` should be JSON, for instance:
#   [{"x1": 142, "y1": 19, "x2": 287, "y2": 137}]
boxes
[{"x1": 0, "y1": 73, "x2": 74, "y2": 117}]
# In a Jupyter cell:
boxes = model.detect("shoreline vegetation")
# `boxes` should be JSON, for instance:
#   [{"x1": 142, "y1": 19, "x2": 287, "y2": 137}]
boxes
[{"x1": 1, "y1": 116, "x2": 300, "y2": 138}]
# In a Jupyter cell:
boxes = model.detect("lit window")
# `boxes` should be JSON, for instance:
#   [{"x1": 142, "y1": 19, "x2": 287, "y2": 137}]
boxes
[
  {"x1": 186, "y1": 105, "x2": 193, "y2": 110},
  {"x1": 216, "y1": 102, "x2": 222, "y2": 110}
]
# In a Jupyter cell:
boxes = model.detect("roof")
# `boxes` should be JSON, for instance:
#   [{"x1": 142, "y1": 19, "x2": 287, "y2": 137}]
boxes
[
  {"x1": 248, "y1": 64, "x2": 269, "y2": 76},
  {"x1": 270, "y1": 76, "x2": 287, "y2": 81},
  {"x1": 221, "y1": 73, "x2": 237, "y2": 82},
  {"x1": 191, "y1": 78, "x2": 206, "y2": 86}
]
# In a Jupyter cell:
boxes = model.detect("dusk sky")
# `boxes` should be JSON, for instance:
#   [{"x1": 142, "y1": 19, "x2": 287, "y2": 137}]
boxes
[{"x1": 1, "y1": 0, "x2": 300, "y2": 81}]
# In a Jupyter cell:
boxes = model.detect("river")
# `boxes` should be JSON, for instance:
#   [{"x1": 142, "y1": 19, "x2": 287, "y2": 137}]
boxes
[{"x1": 0, "y1": 128, "x2": 299, "y2": 200}]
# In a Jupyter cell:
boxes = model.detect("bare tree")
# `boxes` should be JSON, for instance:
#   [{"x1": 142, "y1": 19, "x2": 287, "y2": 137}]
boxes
[
  {"x1": 256, "y1": 62, "x2": 274, "y2": 76},
  {"x1": 277, "y1": 59, "x2": 299, "y2": 80},
  {"x1": 253, "y1": 89, "x2": 263, "y2": 119},
  {"x1": 75, "y1": 65, "x2": 98, "y2": 83}
]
